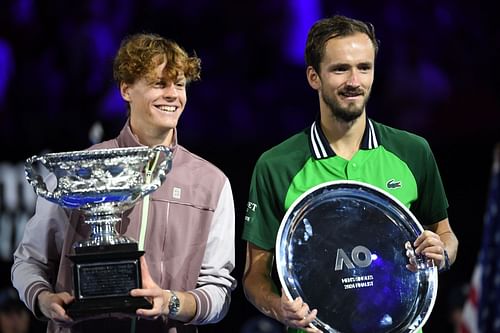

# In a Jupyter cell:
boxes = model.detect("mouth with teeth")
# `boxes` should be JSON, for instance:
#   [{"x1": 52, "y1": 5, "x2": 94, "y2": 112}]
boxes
[
  {"x1": 340, "y1": 89, "x2": 363, "y2": 98},
  {"x1": 155, "y1": 105, "x2": 177, "y2": 112}
]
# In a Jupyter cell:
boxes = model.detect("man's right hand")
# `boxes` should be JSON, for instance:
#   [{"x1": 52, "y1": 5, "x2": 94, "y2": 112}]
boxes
[
  {"x1": 279, "y1": 291, "x2": 319, "y2": 332},
  {"x1": 37, "y1": 290, "x2": 74, "y2": 325}
]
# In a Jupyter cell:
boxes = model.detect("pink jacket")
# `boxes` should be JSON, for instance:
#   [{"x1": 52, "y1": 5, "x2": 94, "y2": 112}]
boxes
[{"x1": 12, "y1": 123, "x2": 236, "y2": 333}]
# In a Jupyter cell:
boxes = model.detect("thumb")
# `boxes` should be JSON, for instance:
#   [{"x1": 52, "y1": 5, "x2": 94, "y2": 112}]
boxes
[
  {"x1": 140, "y1": 256, "x2": 154, "y2": 286},
  {"x1": 60, "y1": 292, "x2": 75, "y2": 305}
]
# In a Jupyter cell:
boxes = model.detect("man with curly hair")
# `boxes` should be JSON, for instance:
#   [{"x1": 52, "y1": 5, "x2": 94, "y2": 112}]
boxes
[{"x1": 12, "y1": 33, "x2": 236, "y2": 333}]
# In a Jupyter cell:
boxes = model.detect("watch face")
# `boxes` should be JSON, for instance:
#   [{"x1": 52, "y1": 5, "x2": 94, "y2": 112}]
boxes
[
  {"x1": 275, "y1": 181, "x2": 437, "y2": 333},
  {"x1": 169, "y1": 292, "x2": 180, "y2": 315}
]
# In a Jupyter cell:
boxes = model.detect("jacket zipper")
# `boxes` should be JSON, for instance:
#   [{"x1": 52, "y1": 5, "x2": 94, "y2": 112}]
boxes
[{"x1": 138, "y1": 153, "x2": 160, "y2": 251}]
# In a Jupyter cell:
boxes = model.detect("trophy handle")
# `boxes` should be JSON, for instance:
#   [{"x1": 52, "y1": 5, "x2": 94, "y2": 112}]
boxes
[
  {"x1": 24, "y1": 155, "x2": 59, "y2": 203},
  {"x1": 139, "y1": 145, "x2": 173, "y2": 196}
]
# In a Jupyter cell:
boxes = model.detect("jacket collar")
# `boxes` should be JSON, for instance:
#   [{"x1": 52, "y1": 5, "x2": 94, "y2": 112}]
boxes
[{"x1": 116, "y1": 119, "x2": 179, "y2": 150}]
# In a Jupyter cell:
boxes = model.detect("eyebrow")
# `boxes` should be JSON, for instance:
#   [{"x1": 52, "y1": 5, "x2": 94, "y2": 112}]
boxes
[{"x1": 327, "y1": 61, "x2": 373, "y2": 69}]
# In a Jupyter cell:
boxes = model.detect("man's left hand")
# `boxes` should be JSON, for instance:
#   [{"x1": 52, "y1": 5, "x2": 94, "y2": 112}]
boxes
[{"x1": 130, "y1": 256, "x2": 169, "y2": 320}]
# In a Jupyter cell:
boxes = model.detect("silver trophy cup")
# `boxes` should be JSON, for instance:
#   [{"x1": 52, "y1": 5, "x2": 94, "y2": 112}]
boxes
[{"x1": 25, "y1": 145, "x2": 173, "y2": 317}]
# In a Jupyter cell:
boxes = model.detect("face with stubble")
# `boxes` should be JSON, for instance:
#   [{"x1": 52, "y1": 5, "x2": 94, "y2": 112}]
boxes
[{"x1": 308, "y1": 32, "x2": 375, "y2": 123}]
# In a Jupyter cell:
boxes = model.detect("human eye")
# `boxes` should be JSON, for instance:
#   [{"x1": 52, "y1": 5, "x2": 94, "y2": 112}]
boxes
[
  {"x1": 152, "y1": 80, "x2": 166, "y2": 88},
  {"x1": 175, "y1": 78, "x2": 186, "y2": 88},
  {"x1": 330, "y1": 64, "x2": 349, "y2": 73},
  {"x1": 358, "y1": 63, "x2": 373, "y2": 73}
]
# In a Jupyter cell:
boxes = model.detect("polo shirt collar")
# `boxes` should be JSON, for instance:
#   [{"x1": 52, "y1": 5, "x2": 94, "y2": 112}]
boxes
[{"x1": 309, "y1": 115, "x2": 379, "y2": 160}]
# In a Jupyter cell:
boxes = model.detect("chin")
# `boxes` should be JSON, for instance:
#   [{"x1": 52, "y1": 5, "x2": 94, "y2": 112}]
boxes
[{"x1": 162, "y1": 122, "x2": 178, "y2": 130}]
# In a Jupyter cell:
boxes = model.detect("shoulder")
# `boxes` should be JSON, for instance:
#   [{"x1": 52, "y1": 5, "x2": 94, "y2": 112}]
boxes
[
  {"x1": 173, "y1": 145, "x2": 228, "y2": 183},
  {"x1": 372, "y1": 120, "x2": 431, "y2": 154},
  {"x1": 87, "y1": 138, "x2": 119, "y2": 150},
  {"x1": 257, "y1": 128, "x2": 310, "y2": 168}
]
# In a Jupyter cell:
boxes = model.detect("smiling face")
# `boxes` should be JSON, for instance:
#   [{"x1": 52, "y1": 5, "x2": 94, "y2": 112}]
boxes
[
  {"x1": 120, "y1": 61, "x2": 187, "y2": 146},
  {"x1": 307, "y1": 32, "x2": 375, "y2": 123},
  {"x1": 113, "y1": 33, "x2": 201, "y2": 146}
]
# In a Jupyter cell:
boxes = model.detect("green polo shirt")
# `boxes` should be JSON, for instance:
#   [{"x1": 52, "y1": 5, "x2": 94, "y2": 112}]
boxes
[
  {"x1": 243, "y1": 118, "x2": 448, "y2": 250},
  {"x1": 242, "y1": 118, "x2": 447, "y2": 333}
]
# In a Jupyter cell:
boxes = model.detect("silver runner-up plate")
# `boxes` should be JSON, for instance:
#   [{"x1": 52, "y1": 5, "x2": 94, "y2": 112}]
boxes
[{"x1": 276, "y1": 180, "x2": 438, "y2": 333}]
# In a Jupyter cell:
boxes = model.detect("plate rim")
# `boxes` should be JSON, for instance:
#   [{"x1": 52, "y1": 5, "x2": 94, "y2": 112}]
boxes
[{"x1": 275, "y1": 180, "x2": 438, "y2": 333}]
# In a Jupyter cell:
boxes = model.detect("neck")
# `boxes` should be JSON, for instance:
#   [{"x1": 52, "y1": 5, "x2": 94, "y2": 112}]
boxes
[
  {"x1": 129, "y1": 120, "x2": 174, "y2": 147},
  {"x1": 320, "y1": 112, "x2": 366, "y2": 160}
]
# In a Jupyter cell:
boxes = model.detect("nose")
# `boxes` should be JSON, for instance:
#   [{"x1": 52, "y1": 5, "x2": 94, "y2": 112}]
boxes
[
  {"x1": 163, "y1": 82, "x2": 178, "y2": 98},
  {"x1": 346, "y1": 70, "x2": 361, "y2": 87}
]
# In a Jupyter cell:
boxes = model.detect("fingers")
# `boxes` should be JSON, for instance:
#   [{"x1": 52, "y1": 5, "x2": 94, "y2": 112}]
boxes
[
  {"x1": 139, "y1": 256, "x2": 154, "y2": 287},
  {"x1": 280, "y1": 292, "x2": 319, "y2": 331},
  {"x1": 134, "y1": 296, "x2": 162, "y2": 320},
  {"x1": 130, "y1": 287, "x2": 162, "y2": 301},
  {"x1": 132, "y1": 259, "x2": 169, "y2": 320},
  {"x1": 130, "y1": 288, "x2": 157, "y2": 311},
  {"x1": 136, "y1": 307, "x2": 162, "y2": 320},
  {"x1": 404, "y1": 241, "x2": 419, "y2": 272},
  {"x1": 301, "y1": 309, "x2": 318, "y2": 330},
  {"x1": 281, "y1": 294, "x2": 306, "y2": 313},
  {"x1": 59, "y1": 292, "x2": 75, "y2": 305},
  {"x1": 131, "y1": 288, "x2": 167, "y2": 320},
  {"x1": 289, "y1": 308, "x2": 319, "y2": 332},
  {"x1": 51, "y1": 305, "x2": 72, "y2": 323},
  {"x1": 38, "y1": 291, "x2": 74, "y2": 324},
  {"x1": 411, "y1": 231, "x2": 446, "y2": 269},
  {"x1": 413, "y1": 231, "x2": 443, "y2": 255}
]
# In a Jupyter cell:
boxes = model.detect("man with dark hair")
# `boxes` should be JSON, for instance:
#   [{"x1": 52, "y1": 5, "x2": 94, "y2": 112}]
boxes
[{"x1": 242, "y1": 15, "x2": 458, "y2": 333}]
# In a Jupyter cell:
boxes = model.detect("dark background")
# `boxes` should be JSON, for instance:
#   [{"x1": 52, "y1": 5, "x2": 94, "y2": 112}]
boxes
[{"x1": 0, "y1": 0, "x2": 499, "y2": 332}]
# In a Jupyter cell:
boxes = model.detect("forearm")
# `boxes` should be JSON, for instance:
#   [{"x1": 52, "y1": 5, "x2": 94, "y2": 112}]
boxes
[
  {"x1": 243, "y1": 270, "x2": 283, "y2": 322},
  {"x1": 188, "y1": 284, "x2": 232, "y2": 324},
  {"x1": 11, "y1": 185, "x2": 68, "y2": 316},
  {"x1": 188, "y1": 179, "x2": 236, "y2": 324}
]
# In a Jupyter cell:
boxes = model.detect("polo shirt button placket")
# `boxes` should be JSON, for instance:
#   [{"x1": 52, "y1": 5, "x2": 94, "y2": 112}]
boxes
[{"x1": 347, "y1": 160, "x2": 362, "y2": 181}]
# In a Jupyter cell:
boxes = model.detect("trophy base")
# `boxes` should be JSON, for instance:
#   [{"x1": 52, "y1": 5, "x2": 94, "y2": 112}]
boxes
[
  {"x1": 66, "y1": 295, "x2": 151, "y2": 318},
  {"x1": 68, "y1": 243, "x2": 152, "y2": 319}
]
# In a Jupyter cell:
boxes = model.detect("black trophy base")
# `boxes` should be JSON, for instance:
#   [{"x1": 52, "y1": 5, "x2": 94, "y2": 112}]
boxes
[
  {"x1": 67, "y1": 243, "x2": 152, "y2": 319},
  {"x1": 66, "y1": 295, "x2": 151, "y2": 318}
]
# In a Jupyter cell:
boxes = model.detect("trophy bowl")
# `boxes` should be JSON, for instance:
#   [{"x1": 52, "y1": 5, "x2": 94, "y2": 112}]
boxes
[
  {"x1": 276, "y1": 180, "x2": 438, "y2": 333},
  {"x1": 25, "y1": 145, "x2": 173, "y2": 317}
]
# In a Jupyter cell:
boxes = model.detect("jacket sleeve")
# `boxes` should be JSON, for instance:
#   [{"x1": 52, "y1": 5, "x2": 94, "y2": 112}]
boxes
[
  {"x1": 187, "y1": 178, "x2": 236, "y2": 324},
  {"x1": 11, "y1": 174, "x2": 68, "y2": 318}
]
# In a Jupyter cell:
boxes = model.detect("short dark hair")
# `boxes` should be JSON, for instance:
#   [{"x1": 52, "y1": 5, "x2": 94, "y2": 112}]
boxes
[{"x1": 305, "y1": 15, "x2": 379, "y2": 73}]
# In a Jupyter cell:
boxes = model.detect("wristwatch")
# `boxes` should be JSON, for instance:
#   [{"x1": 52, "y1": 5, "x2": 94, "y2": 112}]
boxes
[
  {"x1": 168, "y1": 291, "x2": 180, "y2": 317},
  {"x1": 439, "y1": 249, "x2": 450, "y2": 272}
]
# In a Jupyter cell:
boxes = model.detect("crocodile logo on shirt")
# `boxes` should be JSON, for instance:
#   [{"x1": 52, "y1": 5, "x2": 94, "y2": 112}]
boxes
[{"x1": 386, "y1": 179, "x2": 402, "y2": 189}]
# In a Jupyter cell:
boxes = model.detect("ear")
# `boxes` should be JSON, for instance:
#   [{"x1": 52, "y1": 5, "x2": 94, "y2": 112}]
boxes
[
  {"x1": 120, "y1": 82, "x2": 131, "y2": 102},
  {"x1": 306, "y1": 66, "x2": 321, "y2": 90}
]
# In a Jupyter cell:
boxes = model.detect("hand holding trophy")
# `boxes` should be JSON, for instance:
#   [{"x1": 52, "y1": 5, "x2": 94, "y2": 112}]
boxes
[{"x1": 25, "y1": 145, "x2": 172, "y2": 318}]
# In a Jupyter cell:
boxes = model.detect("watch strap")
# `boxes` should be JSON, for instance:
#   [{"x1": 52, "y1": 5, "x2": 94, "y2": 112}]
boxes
[{"x1": 439, "y1": 249, "x2": 450, "y2": 272}]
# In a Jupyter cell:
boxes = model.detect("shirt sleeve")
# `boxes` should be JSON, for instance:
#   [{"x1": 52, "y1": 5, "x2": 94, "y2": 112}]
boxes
[
  {"x1": 187, "y1": 178, "x2": 236, "y2": 324},
  {"x1": 242, "y1": 156, "x2": 283, "y2": 250},
  {"x1": 11, "y1": 174, "x2": 68, "y2": 318},
  {"x1": 411, "y1": 139, "x2": 449, "y2": 225}
]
